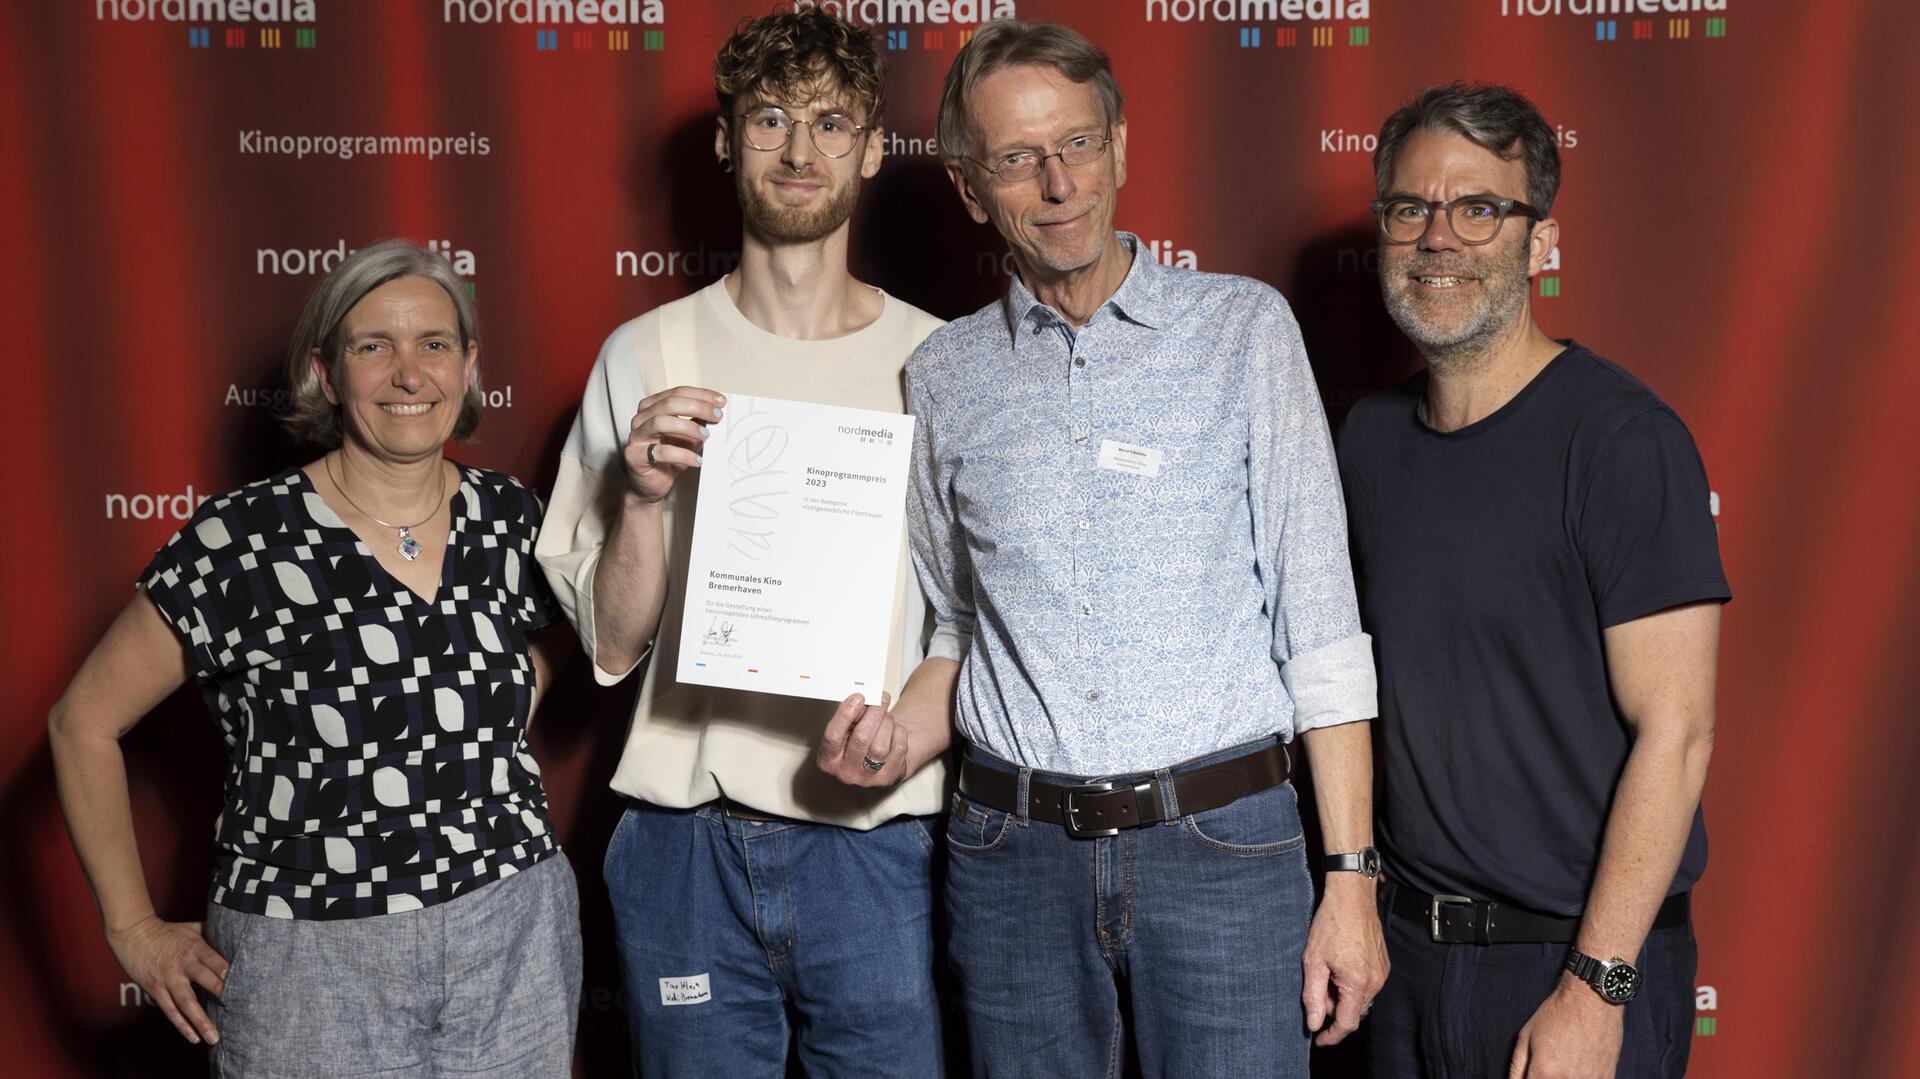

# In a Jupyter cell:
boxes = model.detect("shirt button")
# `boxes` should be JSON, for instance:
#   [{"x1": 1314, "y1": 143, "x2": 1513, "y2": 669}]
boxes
[
  {"x1": 1078, "y1": 519, "x2": 1091, "y2": 531},
  {"x1": 1073, "y1": 357, "x2": 1087, "y2": 368},
  {"x1": 1086, "y1": 689, "x2": 1101, "y2": 702},
  {"x1": 1081, "y1": 602, "x2": 1093, "y2": 615}
]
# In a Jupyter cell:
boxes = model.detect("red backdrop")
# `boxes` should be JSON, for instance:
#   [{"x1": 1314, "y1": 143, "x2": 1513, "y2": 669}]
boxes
[{"x1": 4, "y1": 1, "x2": 1918, "y2": 1075}]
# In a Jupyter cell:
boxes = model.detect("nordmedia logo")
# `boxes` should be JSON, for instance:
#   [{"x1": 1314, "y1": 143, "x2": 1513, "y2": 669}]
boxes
[
  {"x1": 1497, "y1": 0, "x2": 1731, "y2": 43},
  {"x1": 789, "y1": 2, "x2": 1016, "y2": 53},
  {"x1": 95, "y1": 0, "x2": 321, "y2": 51},
  {"x1": 257, "y1": 239, "x2": 476, "y2": 278},
  {"x1": 614, "y1": 243, "x2": 739, "y2": 279},
  {"x1": 1536, "y1": 244, "x2": 1562, "y2": 299},
  {"x1": 977, "y1": 239, "x2": 1196, "y2": 277},
  {"x1": 1147, "y1": 1, "x2": 1374, "y2": 51},
  {"x1": 105, "y1": 485, "x2": 211, "y2": 521},
  {"x1": 837, "y1": 423, "x2": 898, "y2": 447},
  {"x1": 1693, "y1": 984, "x2": 1718, "y2": 1036},
  {"x1": 442, "y1": 1, "x2": 668, "y2": 54}
]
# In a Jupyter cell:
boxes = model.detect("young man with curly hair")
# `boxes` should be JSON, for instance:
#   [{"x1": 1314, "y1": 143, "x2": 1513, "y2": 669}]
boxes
[{"x1": 536, "y1": 9, "x2": 956, "y2": 1076}]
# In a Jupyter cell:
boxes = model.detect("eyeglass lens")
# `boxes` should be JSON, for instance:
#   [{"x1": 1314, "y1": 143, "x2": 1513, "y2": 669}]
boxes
[
  {"x1": 991, "y1": 136, "x2": 1108, "y2": 182},
  {"x1": 741, "y1": 108, "x2": 859, "y2": 158},
  {"x1": 1380, "y1": 198, "x2": 1510, "y2": 244}
]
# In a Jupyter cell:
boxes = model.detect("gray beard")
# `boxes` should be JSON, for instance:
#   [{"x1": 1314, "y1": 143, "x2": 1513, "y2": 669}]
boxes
[{"x1": 1381, "y1": 238, "x2": 1532, "y2": 371}]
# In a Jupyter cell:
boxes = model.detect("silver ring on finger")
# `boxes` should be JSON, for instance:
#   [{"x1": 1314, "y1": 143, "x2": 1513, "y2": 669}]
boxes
[
  {"x1": 646, "y1": 442, "x2": 658, "y2": 466},
  {"x1": 861, "y1": 755, "x2": 887, "y2": 772}
]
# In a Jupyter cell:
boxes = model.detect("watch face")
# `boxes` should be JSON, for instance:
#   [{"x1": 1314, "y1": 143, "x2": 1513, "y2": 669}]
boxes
[
  {"x1": 1600, "y1": 962, "x2": 1641, "y2": 1003},
  {"x1": 1361, "y1": 848, "x2": 1382, "y2": 876}
]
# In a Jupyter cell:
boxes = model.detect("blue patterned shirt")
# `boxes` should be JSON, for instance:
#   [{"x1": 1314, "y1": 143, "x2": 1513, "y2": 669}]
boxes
[{"x1": 907, "y1": 233, "x2": 1376, "y2": 775}]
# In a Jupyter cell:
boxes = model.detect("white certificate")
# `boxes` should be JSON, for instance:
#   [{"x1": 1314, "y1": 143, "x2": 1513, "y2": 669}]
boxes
[{"x1": 676, "y1": 393, "x2": 914, "y2": 702}]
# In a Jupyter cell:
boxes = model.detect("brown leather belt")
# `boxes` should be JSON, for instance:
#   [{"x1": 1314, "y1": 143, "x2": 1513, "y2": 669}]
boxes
[{"x1": 958, "y1": 741, "x2": 1290, "y2": 839}]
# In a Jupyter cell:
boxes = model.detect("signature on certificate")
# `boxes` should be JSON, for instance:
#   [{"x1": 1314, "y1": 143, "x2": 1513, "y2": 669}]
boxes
[{"x1": 703, "y1": 618, "x2": 738, "y2": 646}]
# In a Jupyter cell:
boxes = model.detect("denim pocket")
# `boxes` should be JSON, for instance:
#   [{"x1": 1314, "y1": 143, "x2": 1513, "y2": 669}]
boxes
[
  {"x1": 1182, "y1": 783, "x2": 1306, "y2": 856},
  {"x1": 905, "y1": 815, "x2": 936, "y2": 855},
  {"x1": 945, "y1": 791, "x2": 1013, "y2": 854},
  {"x1": 602, "y1": 802, "x2": 640, "y2": 882}
]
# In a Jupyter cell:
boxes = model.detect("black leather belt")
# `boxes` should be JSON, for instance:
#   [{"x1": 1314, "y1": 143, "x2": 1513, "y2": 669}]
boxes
[
  {"x1": 717, "y1": 797, "x2": 798, "y2": 825},
  {"x1": 958, "y1": 741, "x2": 1290, "y2": 839},
  {"x1": 1385, "y1": 882, "x2": 1690, "y2": 944}
]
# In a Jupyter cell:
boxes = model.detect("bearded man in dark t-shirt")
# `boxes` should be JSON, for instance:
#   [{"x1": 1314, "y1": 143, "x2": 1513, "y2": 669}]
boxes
[{"x1": 1338, "y1": 83, "x2": 1730, "y2": 1079}]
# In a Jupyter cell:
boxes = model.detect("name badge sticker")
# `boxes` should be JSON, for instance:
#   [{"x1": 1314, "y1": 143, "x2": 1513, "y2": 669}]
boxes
[
  {"x1": 1097, "y1": 439, "x2": 1164, "y2": 479},
  {"x1": 660, "y1": 974, "x2": 712, "y2": 1006}
]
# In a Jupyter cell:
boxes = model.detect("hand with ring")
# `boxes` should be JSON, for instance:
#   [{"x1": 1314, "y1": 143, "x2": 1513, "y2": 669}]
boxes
[
  {"x1": 621, "y1": 385, "x2": 726, "y2": 504},
  {"x1": 817, "y1": 691, "x2": 907, "y2": 788}
]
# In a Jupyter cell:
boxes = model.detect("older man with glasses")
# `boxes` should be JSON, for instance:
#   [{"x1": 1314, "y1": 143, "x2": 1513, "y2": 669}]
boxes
[{"x1": 907, "y1": 20, "x2": 1388, "y2": 1077}]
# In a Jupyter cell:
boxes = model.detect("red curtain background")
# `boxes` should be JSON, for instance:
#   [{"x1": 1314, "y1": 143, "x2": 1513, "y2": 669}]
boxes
[{"x1": 3, "y1": 1, "x2": 1917, "y2": 1075}]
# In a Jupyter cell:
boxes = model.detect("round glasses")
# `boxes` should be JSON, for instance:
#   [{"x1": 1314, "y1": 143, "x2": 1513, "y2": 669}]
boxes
[
  {"x1": 738, "y1": 107, "x2": 868, "y2": 159},
  {"x1": 1371, "y1": 195, "x2": 1542, "y2": 246},
  {"x1": 966, "y1": 134, "x2": 1113, "y2": 184}
]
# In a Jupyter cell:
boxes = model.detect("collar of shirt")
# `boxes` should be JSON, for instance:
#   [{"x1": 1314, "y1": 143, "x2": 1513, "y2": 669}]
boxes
[{"x1": 999, "y1": 231, "x2": 1171, "y2": 349}]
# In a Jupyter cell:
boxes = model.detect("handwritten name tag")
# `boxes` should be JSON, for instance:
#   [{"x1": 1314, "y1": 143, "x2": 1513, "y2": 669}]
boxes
[
  {"x1": 1097, "y1": 439, "x2": 1164, "y2": 478},
  {"x1": 660, "y1": 974, "x2": 712, "y2": 1006}
]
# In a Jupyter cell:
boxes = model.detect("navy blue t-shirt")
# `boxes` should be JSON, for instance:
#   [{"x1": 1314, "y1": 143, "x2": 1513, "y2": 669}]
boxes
[{"x1": 1337, "y1": 343, "x2": 1731, "y2": 915}]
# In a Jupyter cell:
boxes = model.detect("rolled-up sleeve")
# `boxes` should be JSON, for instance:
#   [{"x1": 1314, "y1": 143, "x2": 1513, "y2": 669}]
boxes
[
  {"x1": 534, "y1": 322, "x2": 648, "y2": 686},
  {"x1": 905, "y1": 358, "x2": 976, "y2": 664},
  {"x1": 1243, "y1": 290, "x2": 1377, "y2": 733}
]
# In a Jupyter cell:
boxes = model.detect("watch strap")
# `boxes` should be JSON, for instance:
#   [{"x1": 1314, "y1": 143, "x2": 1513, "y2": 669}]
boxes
[
  {"x1": 1565, "y1": 948, "x2": 1638, "y2": 1004},
  {"x1": 1565, "y1": 950, "x2": 1601, "y2": 982},
  {"x1": 1320, "y1": 847, "x2": 1381, "y2": 877}
]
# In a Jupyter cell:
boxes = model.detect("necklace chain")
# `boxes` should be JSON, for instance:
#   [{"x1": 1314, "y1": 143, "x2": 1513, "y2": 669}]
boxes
[{"x1": 325, "y1": 451, "x2": 448, "y2": 532}]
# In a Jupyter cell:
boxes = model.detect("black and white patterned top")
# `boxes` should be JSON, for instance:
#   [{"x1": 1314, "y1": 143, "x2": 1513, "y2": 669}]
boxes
[{"x1": 140, "y1": 465, "x2": 560, "y2": 920}]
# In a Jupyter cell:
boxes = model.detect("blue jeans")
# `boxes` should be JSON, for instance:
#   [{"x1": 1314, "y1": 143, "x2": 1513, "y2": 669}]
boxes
[
  {"x1": 1368, "y1": 886, "x2": 1698, "y2": 1078},
  {"x1": 602, "y1": 800, "x2": 944, "y2": 1078},
  {"x1": 945, "y1": 741, "x2": 1314, "y2": 1078}
]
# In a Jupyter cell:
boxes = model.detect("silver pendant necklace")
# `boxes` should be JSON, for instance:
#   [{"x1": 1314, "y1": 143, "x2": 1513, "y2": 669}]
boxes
[{"x1": 325, "y1": 451, "x2": 448, "y2": 562}]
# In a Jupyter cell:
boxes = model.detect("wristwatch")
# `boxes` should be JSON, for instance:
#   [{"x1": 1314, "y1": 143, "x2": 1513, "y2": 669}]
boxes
[
  {"x1": 1320, "y1": 846, "x2": 1382, "y2": 878},
  {"x1": 1565, "y1": 949, "x2": 1641, "y2": 1004}
]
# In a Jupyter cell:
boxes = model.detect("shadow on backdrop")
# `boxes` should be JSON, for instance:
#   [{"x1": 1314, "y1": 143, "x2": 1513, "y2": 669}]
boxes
[
  {"x1": 1284, "y1": 221, "x2": 1425, "y2": 434},
  {"x1": 2, "y1": 692, "x2": 226, "y2": 1076}
]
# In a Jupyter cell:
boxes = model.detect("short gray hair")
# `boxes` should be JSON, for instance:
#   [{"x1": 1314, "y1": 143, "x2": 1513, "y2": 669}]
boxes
[
  {"x1": 935, "y1": 20, "x2": 1124, "y2": 161},
  {"x1": 1373, "y1": 82, "x2": 1562, "y2": 215},
  {"x1": 281, "y1": 239, "x2": 484, "y2": 447}
]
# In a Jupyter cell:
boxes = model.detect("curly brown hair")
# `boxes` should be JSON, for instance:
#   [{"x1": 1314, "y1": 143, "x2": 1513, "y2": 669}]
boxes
[{"x1": 714, "y1": 6, "x2": 886, "y2": 126}]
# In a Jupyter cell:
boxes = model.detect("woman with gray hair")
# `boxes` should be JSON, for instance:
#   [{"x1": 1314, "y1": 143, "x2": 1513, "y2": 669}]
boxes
[{"x1": 47, "y1": 240, "x2": 581, "y2": 1075}]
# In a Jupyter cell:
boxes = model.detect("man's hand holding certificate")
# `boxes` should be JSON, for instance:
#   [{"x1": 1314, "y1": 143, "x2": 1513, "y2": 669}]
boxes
[{"x1": 676, "y1": 393, "x2": 914, "y2": 702}]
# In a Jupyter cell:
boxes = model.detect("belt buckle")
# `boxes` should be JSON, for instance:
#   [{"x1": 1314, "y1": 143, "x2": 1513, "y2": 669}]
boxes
[
  {"x1": 720, "y1": 799, "x2": 779, "y2": 825},
  {"x1": 1430, "y1": 894, "x2": 1474, "y2": 943},
  {"x1": 1061, "y1": 779, "x2": 1147, "y2": 839}
]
